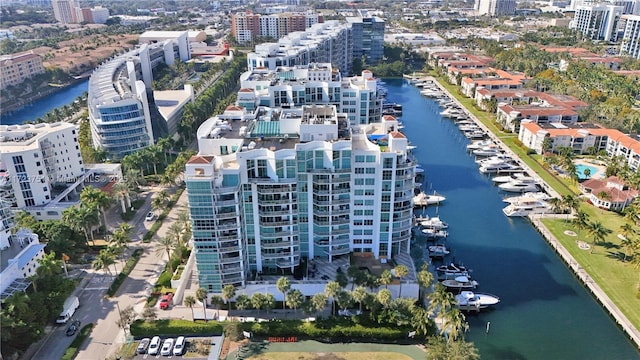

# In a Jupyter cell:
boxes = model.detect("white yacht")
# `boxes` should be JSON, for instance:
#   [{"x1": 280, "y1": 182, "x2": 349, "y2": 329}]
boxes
[
  {"x1": 492, "y1": 172, "x2": 529, "y2": 183},
  {"x1": 421, "y1": 216, "x2": 448, "y2": 229},
  {"x1": 503, "y1": 197, "x2": 551, "y2": 217},
  {"x1": 476, "y1": 154, "x2": 513, "y2": 165},
  {"x1": 413, "y1": 191, "x2": 446, "y2": 207},
  {"x1": 428, "y1": 244, "x2": 450, "y2": 257},
  {"x1": 503, "y1": 191, "x2": 551, "y2": 203},
  {"x1": 422, "y1": 228, "x2": 449, "y2": 239},
  {"x1": 464, "y1": 130, "x2": 486, "y2": 139},
  {"x1": 498, "y1": 179, "x2": 540, "y2": 193},
  {"x1": 473, "y1": 146, "x2": 502, "y2": 157},
  {"x1": 442, "y1": 276, "x2": 479, "y2": 290},
  {"x1": 479, "y1": 162, "x2": 522, "y2": 174},
  {"x1": 467, "y1": 139, "x2": 494, "y2": 150},
  {"x1": 455, "y1": 291, "x2": 500, "y2": 311}
]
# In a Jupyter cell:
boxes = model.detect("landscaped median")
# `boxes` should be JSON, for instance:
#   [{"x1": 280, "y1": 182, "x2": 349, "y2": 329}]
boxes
[
  {"x1": 143, "y1": 187, "x2": 185, "y2": 242},
  {"x1": 106, "y1": 248, "x2": 143, "y2": 297}
]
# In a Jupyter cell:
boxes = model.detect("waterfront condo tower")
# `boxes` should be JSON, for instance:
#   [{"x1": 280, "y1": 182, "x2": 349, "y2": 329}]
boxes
[{"x1": 185, "y1": 70, "x2": 416, "y2": 294}]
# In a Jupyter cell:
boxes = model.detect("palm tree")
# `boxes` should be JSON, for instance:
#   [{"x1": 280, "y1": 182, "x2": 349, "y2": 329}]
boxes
[
  {"x1": 155, "y1": 236, "x2": 176, "y2": 273},
  {"x1": 222, "y1": 285, "x2": 236, "y2": 312},
  {"x1": 195, "y1": 287, "x2": 208, "y2": 321},
  {"x1": 562, "y1": 194, "x2": 579, "y2": 217},
  {"x1": 587, "y1": 220, "x2": 612, "y2": 252},
  {"x1": 264, "y1": 293, "x2": 276, "y2": 313},
  {"x1": 548, "y1": 197, "x2": 564, "y2": 214},
  {"x1": 112, "y1": 182, "x2": 131, "y2": 213},
  {"x1": 351, "y1": 286, "x2": 368, "y2": 313},
  {"x1": 417, "y1": 263, "x2": 434, "y2": 300},
  {"x1": 184, "y1": 295, "x2": 196, "y2": 321},
  {"x1": 80, "y1": 186, "x2": 111, "y2": 228},
  {"x1": 235, "y1": 294, "x2": 252, "y2": 311},
  {"x1": 325, "y1": 281, "x2": 341, "y2": 316},
  {"x1": 125, "y1": 168, "x2": 145, "y2": 190},
  {"x1": 572, "y1": 210, "x2": 590, "y2": 238},
  {"x1": 251, "y1": 293, "x2": 266, "y2": 315},
  {"x1": 427, "y1": 283, "x2": 456, "y2": 316},
  {"x1": 379, "y1": 269, "x2": 393, "y2": 289},
  {"x1": 210, "y1": 295, "x2": 224, "y2": 318},
  {"x1": 286, "y1": 289, "x2": 304, "y2": 314},
  {"x1": 276, "y1": 277, "x2": 291, "y2": 310},
  {"x1": 335, "y1": 290, "x2": 353, "y2": 312},
  {"x1": 394, "y1": 264, "x2": 409, "y2": 298},
  {"x1": 376, "y1": 289, "x2": 393, "y2": 308},
  {"x1": 442, "y1": 308, "x2": 468, "y2": 342},
  {"x1": 36, "y1": 251, "x2": 63, "y2": 278},
  {"x1": 410, "y1": 306, "x2": 432, "y2": 338},
  {"x1": 93, "y1": 249, "x2": 115, "y2": 275},
  {"x1": 62, "y1": 205, "x2": 97, "y2": 246},
  {"x1": 311, "y1": 293, "x2": 328, "y2": 316}
]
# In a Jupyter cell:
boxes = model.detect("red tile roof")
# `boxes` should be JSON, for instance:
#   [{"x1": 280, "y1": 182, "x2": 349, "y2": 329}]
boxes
[
  {"x1": 581, "y1": 177, "x2": 638, "y2": 203},
  {"x1": 390, "y1": 131, "x2": 405, "y2": 139},
  {"x1": 187, "y1": 155, "x2": 215, "y2": 164}
]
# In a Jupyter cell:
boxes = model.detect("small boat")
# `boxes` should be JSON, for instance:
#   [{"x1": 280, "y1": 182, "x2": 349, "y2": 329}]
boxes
[
  {"x1": 414, "y1": 182, "x2": 423, "y2": 188},
  {"x1": 436, "y1": 262, "x2": 470, "y2": 278},
  {"x1": 503, "y1": 191, "x2": 551, "y2": 203},
  {"x1": 428, "y1": 244, "x2": 450, "y2": 257},
  {"x1": 455, "y1": 291, "x2": 500, "y2": 311},
  {"x1": 502, "y1": 197, "x2": 551, "y2": 217},
  {"x1": 442, "y1": 276, "x2": 478, "y2": 290},
  {"x1": 413, "y1": 191, "x2": 446, "y2": 207},
  {"x1": 415, "y1": 167, "x2": 425, "y2": 174},
  {"x1": 421, "y1": 216, "x2": 448, "y2": 229},
  {"x1": 498, "y1": 179, "x2": 539, "y2": 193}
]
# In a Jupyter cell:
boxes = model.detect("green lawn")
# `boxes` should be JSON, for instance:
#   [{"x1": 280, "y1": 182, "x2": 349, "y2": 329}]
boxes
[
  {"x1": 228, "y1": 341, "x2": 425, "y2": 360},
  {"x1": 431, "y1": 75, "x2": 640, "y2": 332}
]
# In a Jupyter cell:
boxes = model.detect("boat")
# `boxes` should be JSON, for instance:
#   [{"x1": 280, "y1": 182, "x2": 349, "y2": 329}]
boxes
[
  {"x1": 467, "y1": 139, "x2": 494, "y2": 150},
  {"x1": 455, "y1": 291, "x2": 500, "y2": 311},
  {"x1": 413, "y1": 191, "x2": 446, "y2": 207},
  {"x1": 436, "y1": 262, "x2": 470, "y2": 278},
  {"x1": 472, "y1": 146, "x2": 502, "y2": 157},
  {"x1": 464, "y1": 130, "x2": 486, "y2": 139},
  {"x1": 415, "y1": 167, "x2": 425, "y2": 174},
  {"x1": 503, "y1": 191, "x2": 551, "y2": 203},
  {"x1": 479, "y1": 162, "x2": 522, "y2": 174},
  {"x1": 475, "y1": 154, "x2": 513, "y2": 165},
  {"x1": 441, "y1": 275, "x2": 479, "y2": 290},
  {"x1": 502, "y1": 197, "x2": 551, "y2": 217},
  {"x1": 414, "y1": 182, "x2": 423, "y2": 188},
  {"x1": 492, "y1": 172, "x2": 529, "y2": 183},
  {"x1": 498, "y1": 179, "x2": 540, "y2": 193},
  {"x1": 428, "y1": 244, "x2": 450, "y2": 257},
  {"x1": 421, "y1": 216, "x2": 448, "y2": 229}
]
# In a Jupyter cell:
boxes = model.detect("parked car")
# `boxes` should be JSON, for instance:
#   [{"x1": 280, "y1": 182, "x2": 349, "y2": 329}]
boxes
[
  {"x1": 65, "y1": 320, "x2": 81, "y2": 336},
  {"x1": 136, "y1": 338, "x2": 150, "y2": 354},
  {"x1": 145, "y1": 212, "x2": 155, "y2": 221},
  {"x1": 148, "y1": 336, "x2": 161, "y2": 355},
  {"x1": 173, "y1": 336, "x2": 186, "y2": 356},
  {"x1": 160, "y1": 338, "x2": 175, "y2": 356},
  {"x1": 159, "y1": 292, "x2": 174, "y2": 310}
]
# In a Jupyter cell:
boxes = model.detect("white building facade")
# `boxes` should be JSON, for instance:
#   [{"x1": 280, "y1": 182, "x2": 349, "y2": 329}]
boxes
[
  {"x1": 571, "y1": 5, "x2": 624, "y2": 41},
  {"x1": 620, "y1": 15, "x2": 640, "y2": 58}
]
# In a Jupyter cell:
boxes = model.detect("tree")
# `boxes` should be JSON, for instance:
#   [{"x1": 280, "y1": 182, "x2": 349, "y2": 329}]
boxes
[
  {"x1": 210, "y1": 295, "x2": 224, "y2": 319},
  {"x1": 155, "y1": 236, "x2": 176, "y2": 273},
  {"x1": 351, "y1": 286, "x2": 368, "y2": 313},
  {"x1": 325, "y1": 281, "x2": 341, "y2": 316},
  {"x1": 377, "y1": 289, "x2": 393, "y2": 308},
  {"x1": 184, "y1": 295, "x2": 196, "y2": 321},
  {"x1": 251, "y1": 293, "x2": 266, "y2": 314},
  {"x1": 80, "y1": 186, "x2": 110, "y2": 228},
  {"x1": 196, "y1": 287, "x2": 209, "y2": 321},
  {"x1": 417, "y1": 263, "x2": 434, "y2": 300},
  {"x1": 379, "y1": 269, "x2": 393, "y2": 289},
  {"x1": 142, "y1": 307, "x2": 158, "y2": 322},
  {"x1": 222, "y1": 285, "x2": 236, "y2": 312},
  {"x1": 428, "y1": 283, "x2": 455, "y2": 316},
  {"x1": 394, "y1": 265, "x2": 409, "y2": 298},
  {"x1": 263, "y1": 293, "x2": 276, "y2": 313},
  {"x1": 286, "y1": 289, "x2": 304, "y2": 314},
  {"x1": 442, "y1": 308, "x2": 468, "y2": 342},
  {"x1": 92, "y1": 249, "x2": 115, "y2": 275},
  {"x1": 276, "y1": 277, "x2": 291, "y2": 310},
  {"x1": 115, "y1": 305, "x2": 136, "y2": 335},
  {"x1": 235, "y1": 294, "x2": 252, "y2": 311},
  {"x1": 112, "y1": 181, "x2": 131, "y2": 213},
  {"x1": 335, "y1": 290, "x2": 353, "y2": 311},
  {"x1": 311, "y1": 293, "x2": 328, "y2": 316},
  {"x1": 426, "y1": 336, "x2": 480, "y2": 360},
  {"x1": 410, "y1": 306, "x2": 432, "y2": 338},
  {"x1": 587, "y1": 220, "x2": 612, "y2": 252},
  {"x1": 572, "y1": 210, "x2": 590, "y2": 238},
  {"x1": 62, "y1": 205, "x2": 98, "y2": 246}
]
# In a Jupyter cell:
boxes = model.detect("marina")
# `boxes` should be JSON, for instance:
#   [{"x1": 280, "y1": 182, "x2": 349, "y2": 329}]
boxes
[{"x1": 385, "y1": 78, "x2": 640, "y2": 358}]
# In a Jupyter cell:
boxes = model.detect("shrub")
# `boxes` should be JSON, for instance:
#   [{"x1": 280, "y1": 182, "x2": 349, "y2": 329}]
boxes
[
  {"x1": 106, "y1": 249, "x2": 143, "y2": 296},
  {"x1": 156, "y1": 270, "x2": 173, "y2": 288},
  {"x1": 172, "y1": 265, "x2": 185, "y2": 281},
  {"x1": 243, "y1": 319, "x2": 407, "y2": 341},
  {"x1": 130, "y1": 319, "x2": 224, "y2": 337}
]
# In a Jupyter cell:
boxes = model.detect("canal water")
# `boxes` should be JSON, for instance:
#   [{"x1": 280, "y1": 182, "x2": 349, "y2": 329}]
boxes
[
  {"x1": 0, "y1": 79, "x2": 88, "y2": 126},
  {"x1": 385, "y1": 78, "x2": 640, "y2": 359}
]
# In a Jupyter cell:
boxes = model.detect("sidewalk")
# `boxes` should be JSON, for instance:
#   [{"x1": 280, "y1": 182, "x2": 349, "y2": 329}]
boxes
[{"x1": 75, "y1": 187, "x2": 194, "y2": 359}]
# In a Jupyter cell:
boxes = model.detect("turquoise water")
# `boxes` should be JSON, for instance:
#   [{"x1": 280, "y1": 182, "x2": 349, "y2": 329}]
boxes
[
  {"x1": 385, "y1": 78, "x2": 639, "y2": 359},
  {"x1": 576, "y1": 164, "x2": 598, "y2": 180},
  {"x1": 0, "y1": 79, "x2": 88, "y2": 125}
]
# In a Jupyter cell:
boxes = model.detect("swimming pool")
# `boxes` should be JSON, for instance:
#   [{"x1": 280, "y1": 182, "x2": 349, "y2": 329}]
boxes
[{"x1": 575, "y1": 163, "x2": 598, "y2": 180}]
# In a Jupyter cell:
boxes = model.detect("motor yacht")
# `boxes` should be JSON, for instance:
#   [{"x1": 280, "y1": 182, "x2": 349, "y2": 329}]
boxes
[
  {"x1": 421, "y1": 216, "x2": 448, "y2": 229},
  {"x1": 428, "y1": 244, "x2": 450, "y2": 258},
  {"x1": 436, "y1": 262, "x2": 470, "y2": 279},
  {"x1": 498, "y1": 179, "x2": 540, "y2": 193},
  {"x1": 502, "y1": 197, "x2": 551, "y2": 217},
  {"x1": 455, "y1": 291, "x2": 500, "y2": 311},
  {"x1": 466, "y1": 139, "x2": 494, "y2": 150},
  {"x1": 503, "y1": 191, "x2": 551, "y2": 203},
  {"x1": 464, "y1": 130, "x2": 486, "y2": 139},
  {"x1": 479, "y1": 162, "x2": 522, "y2": 174},
  {"x1": 421, "y1": 228, "x2": 449, "y2": 239},
  {"x1": 492, "y1": 172, "x2": 529, "y2": 183},
  {"x1": 441, "y1": 275, "x2": 478, "y2": 290},
  {"x1": 476, "y1": 154, "x2": 513, "y2": 165},
  {"x1": 413, "y1": 191, "x2": 446, "y2": 207},
  {"x1": 472, "y1": 146, "x2": 502, "y2": 157}
]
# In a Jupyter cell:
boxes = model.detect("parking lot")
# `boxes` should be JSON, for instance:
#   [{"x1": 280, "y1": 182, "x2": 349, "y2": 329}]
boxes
[{"x1": 131, "y1": 336, "x2": 223, "y2": 360}]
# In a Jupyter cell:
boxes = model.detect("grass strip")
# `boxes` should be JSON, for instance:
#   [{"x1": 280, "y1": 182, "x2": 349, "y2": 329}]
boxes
[
  {"x1": 106, "y1": 248, "x2": 143, "y2": 297},
  {"x1": 61, "y1": 323, "x2": 94, "y2": 360}
]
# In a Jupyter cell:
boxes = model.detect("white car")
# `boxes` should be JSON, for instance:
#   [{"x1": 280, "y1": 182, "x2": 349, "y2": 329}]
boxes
[
  {"x1": 160, "y1": 338, "x2": 175, "y2": 356},
  {"x1": 148, "y1": 336, "x2": 161, "y2": 355},
  {"x1": 173, "y1": 336, "x2": 186, "y2": 356},
  {"x1": 145, "y1": 212, "x2": 155, "y2": 221}
]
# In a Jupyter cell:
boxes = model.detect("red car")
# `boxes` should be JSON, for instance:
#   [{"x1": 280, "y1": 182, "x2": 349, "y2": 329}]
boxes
[{"x1": 159, "y1": 292, "x2": 174, "y2": 310}]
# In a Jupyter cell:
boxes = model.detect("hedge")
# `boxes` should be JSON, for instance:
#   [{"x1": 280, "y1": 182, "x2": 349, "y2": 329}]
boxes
[
  {"x1": 130, "y1": 319, "x2": 224, "y2": 337},
  {"x1": 106, "y1": 248, "x2": 143, "y2": 297},
  {"x1": 61, "y1": 323, "x2": 94, "y2": 360},
  {"x1": 243, "y1": 320, "x2": 407, "y2": 341}
]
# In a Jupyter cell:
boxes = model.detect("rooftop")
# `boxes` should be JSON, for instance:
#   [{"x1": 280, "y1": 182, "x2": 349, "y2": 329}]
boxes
[{"x1": 0, "y1": 122, "x2": 76, "y2": 153}]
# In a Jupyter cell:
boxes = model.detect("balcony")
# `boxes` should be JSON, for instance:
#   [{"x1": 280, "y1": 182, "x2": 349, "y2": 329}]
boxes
[
  {"x1": 262, "y1": 250, "x2": 300, "y2": 260},
  {"x1": 260, "y1": 240, "x2": 296, "y2": 249},
  {"x1": 218, "y1": 245, "x2": 240, "y2": 253},
  {"x1": 314, "y1": 236, "x2": 350, "y2": 247},
  {"x1": 219, "y1": 255, "x2": 242, "y2": 265},
  {"x1": 217, "y1": 221, "x2": 239, "y2": 230},
  {"x1": 217, "y1": 233, "x2": 240, "y2": 241},
  {"x1": 324, "y1": 246, "x2": 351, "y2": 256},
  {"x1": 256, "y1": 185, "x2": 295, "y2": 193},
  {"x1": 260, "y1": 229, "x2": 299, "y2": 238},
  {"x1": 276, "y1": 256, "x2": 301, "y2": 268},
  {"x1": 222, "y1": 264, "x2": 243, "y2": 273},
  {"x1": 221, "y1": 274, "x2": 244, "y2": 284},
  {"x1": 259, "y1": 220, "x2": 298, "y2": 227},
  {"x1": 215, "y1": 211, "x2": 239, "y2": 219},
  {"x1": 258, "y1": 208, "x2": 293, "y2": 216}
]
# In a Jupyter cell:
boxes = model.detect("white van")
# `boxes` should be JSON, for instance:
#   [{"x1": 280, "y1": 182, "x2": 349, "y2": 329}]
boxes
[
  {"x1": 173, "y1": 336, "x2": 186, "y2": 356},
  {"x1": 148, "y1": 336, "x2": 161, "y2": 355}
]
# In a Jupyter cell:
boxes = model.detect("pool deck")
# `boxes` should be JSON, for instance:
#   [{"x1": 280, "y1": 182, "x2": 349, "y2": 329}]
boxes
[{"x1": 574, "y1": 159, "x2": 606, "y2": 180}]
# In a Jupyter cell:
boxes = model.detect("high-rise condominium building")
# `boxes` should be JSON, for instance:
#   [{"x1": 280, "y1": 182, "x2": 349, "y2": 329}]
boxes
[
  {"x1": 620, "y1": 15, "x2": 640, "y2": 58},
  {"x1": 571, "y1": 4, "x2": 624, "y2": 41},
  {"x1": 88, "y1": 32, "x2": 190, "y2": 160},
  {"x1": 0, "y1": 51, "x2": 45, "y2": 90},
  {"x1": 247, "y1": 20, "x2": 353, "y2": 74},
  {"x1": 186, "y1": 67, "x2": 415, "y2": 294},
  {"x1": 475, "y1": 0, "x2": 517, "y2": 16},
  {"x1": 231, "y1": 11, "x2": 323, "y2": 44},
  {"x1": 51, "y1": 0, "x2": 77, "y2": 24},
  {"x1": 346, "y1": 16, "x2": 385, "y2": 66}
]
